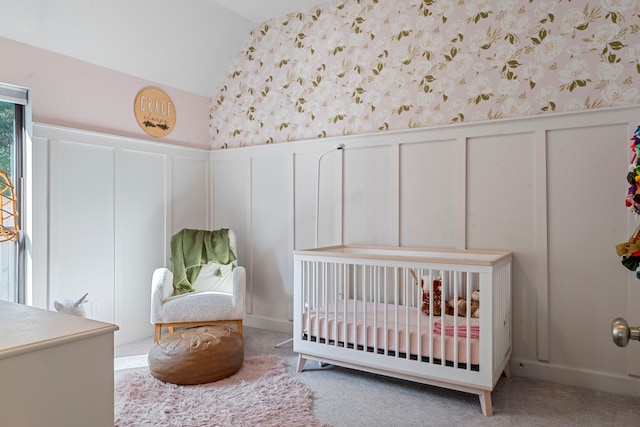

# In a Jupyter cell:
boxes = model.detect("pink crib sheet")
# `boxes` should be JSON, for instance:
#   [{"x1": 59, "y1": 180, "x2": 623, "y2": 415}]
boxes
[{"x1": 302, "y1": 299, "x2": 480, "y2": 365}]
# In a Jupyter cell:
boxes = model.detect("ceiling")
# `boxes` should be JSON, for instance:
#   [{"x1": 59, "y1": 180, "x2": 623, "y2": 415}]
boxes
[
  {"x1": 214, "y1": 0, "x2": 329, "y2": 24},
  {"x1": 0, "y1": 1, "x2": 333, "y2": 97}
]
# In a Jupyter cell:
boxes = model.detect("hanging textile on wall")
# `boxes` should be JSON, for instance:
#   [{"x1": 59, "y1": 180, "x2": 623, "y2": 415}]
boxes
[{"x1": 626, "y1": 126, "x2": 640, "y2": 215}]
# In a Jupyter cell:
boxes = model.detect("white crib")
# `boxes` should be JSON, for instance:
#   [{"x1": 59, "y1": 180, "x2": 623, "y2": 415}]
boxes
[{"x1": 293, "y1": 245, "x2": 512, "y2": 416}]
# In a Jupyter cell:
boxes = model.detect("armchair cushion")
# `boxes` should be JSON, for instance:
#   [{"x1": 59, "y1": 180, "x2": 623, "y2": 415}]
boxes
[
  {"x1": 150, "y1": 265, "x2": 246, "y2": 325},
  {"x1": 161, "y1": 291, "x2": 240, "y2": 323},
  {"x1": 192, "y1": 262, "x2": 234, "y2": 294}
]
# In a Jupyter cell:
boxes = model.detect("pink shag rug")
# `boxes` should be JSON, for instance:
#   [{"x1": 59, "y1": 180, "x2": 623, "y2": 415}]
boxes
[{"x1": 115, "y1": 355, "x2": 329, "y2": 427}]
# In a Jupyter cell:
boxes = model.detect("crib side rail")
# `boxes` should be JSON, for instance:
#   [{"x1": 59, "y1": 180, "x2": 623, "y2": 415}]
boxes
[{"x1": 293, "y1": 252, "x2": 512, "y2": 388}]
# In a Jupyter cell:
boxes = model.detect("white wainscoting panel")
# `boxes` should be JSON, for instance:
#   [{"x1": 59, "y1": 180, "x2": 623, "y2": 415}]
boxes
[
  {"x1": 28, "y1": 136, "x2": 51, "y2": 308},
  {"x1": 304, "y1": 148, "x2": 344, "y2": 249},
  {"x1": 344, "y1": 144, "x2": 396, "y2": 246},
  {"x1": 546, "y1": 123, "x2": 630, "y2": 375},
  {"x1": 211, "y1": 157, "x2": 251, "y2": 270},
  {"x1": 249, "y1": 154, "x2": 294, "y2": 324},
  {"x1": 32, "y1": 106, "x2": 640, "y2": 395},
  {"x1": 294, "y1": 151, "x2": 321, "y2": 250},
  {"x1": 210, "y1": 106, "x2": 640, "y2": 396},
  {"x1": 466, "y1": 131, "x2": 538, "y2": 364},
  {"x1": 34, "y1": 124, "x2": 209, "y2": 345},
  {"x1": 172, "y1": 156, "x2": 209, "y2": 232},
  {"x1": 49, "y1": 140, "x2": 116, "y2": 324},
  {"x1": 399, "y1": 138, "x2": 459, "y2": 248},
  {"x1": 115, "y1": 149, "x2": 166, "y2": 343}
]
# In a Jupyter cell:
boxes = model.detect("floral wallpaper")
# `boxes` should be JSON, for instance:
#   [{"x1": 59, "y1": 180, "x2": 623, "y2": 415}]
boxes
[{"x1": 209, "y1": 0, "x2": 640, "y2": 149}]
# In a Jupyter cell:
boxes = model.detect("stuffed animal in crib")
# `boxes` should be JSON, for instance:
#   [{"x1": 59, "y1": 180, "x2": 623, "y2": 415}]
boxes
[
  {"x1": 447, "y1": 290, "x2": 480, "y2": 318},
  {"x1": 54, "y1": 292, "x2": 89, "y2": 317},
  {"x1": 421, "y1": 276, "x2": 443, "y2": 315},
  {"x1": 447, "y1": 297, "x2": 468, "y2": 316},
  {"x1": 470, "y1": 289, "x2": 480, "y2": 318}
]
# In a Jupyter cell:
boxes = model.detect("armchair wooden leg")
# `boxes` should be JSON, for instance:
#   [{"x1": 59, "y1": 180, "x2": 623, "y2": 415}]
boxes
[
  {"x1": 155, "y1": 321, "x2": 243, "y2": 342},
  {"x1": 236, "y1": 320, "x2": 243, "y2": 337},
  {"x1": 154, "y1": 325, "x2": 162, "y2": 342}
]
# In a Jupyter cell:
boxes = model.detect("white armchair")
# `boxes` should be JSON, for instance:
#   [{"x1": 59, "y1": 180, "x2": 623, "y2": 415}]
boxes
[{"x1": 150, "y1": 229, "x2": 246, "y2": 342}]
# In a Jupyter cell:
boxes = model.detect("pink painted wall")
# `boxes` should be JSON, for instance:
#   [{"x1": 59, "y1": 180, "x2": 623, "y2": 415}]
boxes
[{"x1": 0, "y1": 37, "x2": 210, "y2": 148}]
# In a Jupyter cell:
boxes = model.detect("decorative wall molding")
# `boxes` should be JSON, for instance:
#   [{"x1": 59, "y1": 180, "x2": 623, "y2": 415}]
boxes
[
  {"x1": 212, "y1": 105, "x2": 640, "y2": 395},
  {"x1": 32, "y1": 123, "x2": 210, "y2": 345},
  {"x1": 29, "y1": 105, "x2": 640, "y2": 394}
]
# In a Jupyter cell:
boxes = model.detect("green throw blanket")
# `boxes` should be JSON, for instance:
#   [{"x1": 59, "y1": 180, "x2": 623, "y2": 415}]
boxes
[{"x1": 171, "y1": 228, "x2": 237, "y2": 294}]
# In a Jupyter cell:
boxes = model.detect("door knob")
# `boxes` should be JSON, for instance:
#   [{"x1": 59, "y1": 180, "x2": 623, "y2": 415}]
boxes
[{"x1": 612, "y1": 317, "x2": 640, "y2": 347}]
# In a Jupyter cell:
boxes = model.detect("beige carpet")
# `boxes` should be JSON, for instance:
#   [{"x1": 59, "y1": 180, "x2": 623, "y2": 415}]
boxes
[
  {"x1": 116, "y1": 327, "x2": 640, "y2": 426},
  {"x1": 115, "y1": 354, "x2": 329, "y2": 427}
]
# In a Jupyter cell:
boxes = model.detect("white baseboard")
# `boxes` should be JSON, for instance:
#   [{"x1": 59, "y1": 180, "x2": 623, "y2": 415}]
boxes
[
  {"x1": 242, "y1": 319, "x2": 640, "y2": 398},
  {"x1": 511, "y1": 358, "x2": 640, "y2": 397},
  {"x1": 245, "y1": 314, "x2": 293, "y2": 335}
]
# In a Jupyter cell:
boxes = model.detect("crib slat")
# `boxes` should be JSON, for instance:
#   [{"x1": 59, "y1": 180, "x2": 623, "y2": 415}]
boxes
[
  {"x1": 332, "y1": 263, "x2": 337, "y2": 347},
  {"x1": 293, "y1": 247, "x2": 512, "y2": 417},
  {"x1": 453, "y1": 270, "x2": 459, "y2": 369},
  {"x1": 426, "y1": 269, "x2": 433, "y2": 365},
  {"x1": 315, "y1": 261, "x2": 319, "y2": 342},
  {"x1": 466, "y1": 271, "x2": 472, "y2": 371},
  {"x1": 415, "y1": 268, "x2": 422, "y2": 362},
  {"x1": 362, "y1": 264, "x2": 367, "y2": 352},
  {"x1": 393, "y1": 268, "x2": 399, "y2": 359},
  {"x1": 373, "y1": 266, "x2": 379, "y2": 352},
  {"x1": 383, "y1": 267, "x2": 391, "y2": 356},
  {"x1": 353, "y1": 266, "x2": 357, "y2": 348}
]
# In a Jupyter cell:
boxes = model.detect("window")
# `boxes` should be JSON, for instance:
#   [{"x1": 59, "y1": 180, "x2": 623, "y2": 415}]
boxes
[{"x1": 0, "y1": 83, "x2": 27, "y2": 303}]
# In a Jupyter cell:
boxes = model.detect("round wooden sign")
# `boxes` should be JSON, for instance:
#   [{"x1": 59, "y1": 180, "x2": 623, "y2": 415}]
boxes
[{"x1": 134, "y1": 87, "x2": 176, "y2": 137}]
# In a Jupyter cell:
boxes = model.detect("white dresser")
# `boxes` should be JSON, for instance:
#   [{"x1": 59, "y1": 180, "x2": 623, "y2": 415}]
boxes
[{"x1": 0, "y1": 301, "x2": 119, "y2": 426}]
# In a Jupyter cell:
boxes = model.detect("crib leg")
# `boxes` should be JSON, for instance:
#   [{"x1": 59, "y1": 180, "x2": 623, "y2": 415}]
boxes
[
  {"x1": 296, "y1": 354, "x2": 307, "y2": 373},
  {"x1": 503, "y1": 361, "x2": 511, "y2": 378},
  {"x1": 479, "y1": 391, "x2": 493, "y2": 416}
]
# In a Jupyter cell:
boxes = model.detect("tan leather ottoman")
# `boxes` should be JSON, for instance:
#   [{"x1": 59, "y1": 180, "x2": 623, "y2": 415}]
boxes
[{"x1": 148, "y1": 325, "x2": 244, "y2": 385}]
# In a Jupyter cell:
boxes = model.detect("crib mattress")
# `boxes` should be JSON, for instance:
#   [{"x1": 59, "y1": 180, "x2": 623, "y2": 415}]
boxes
[{"x1": 301, "y1": 299, "x2": 480, "y2": 366}]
